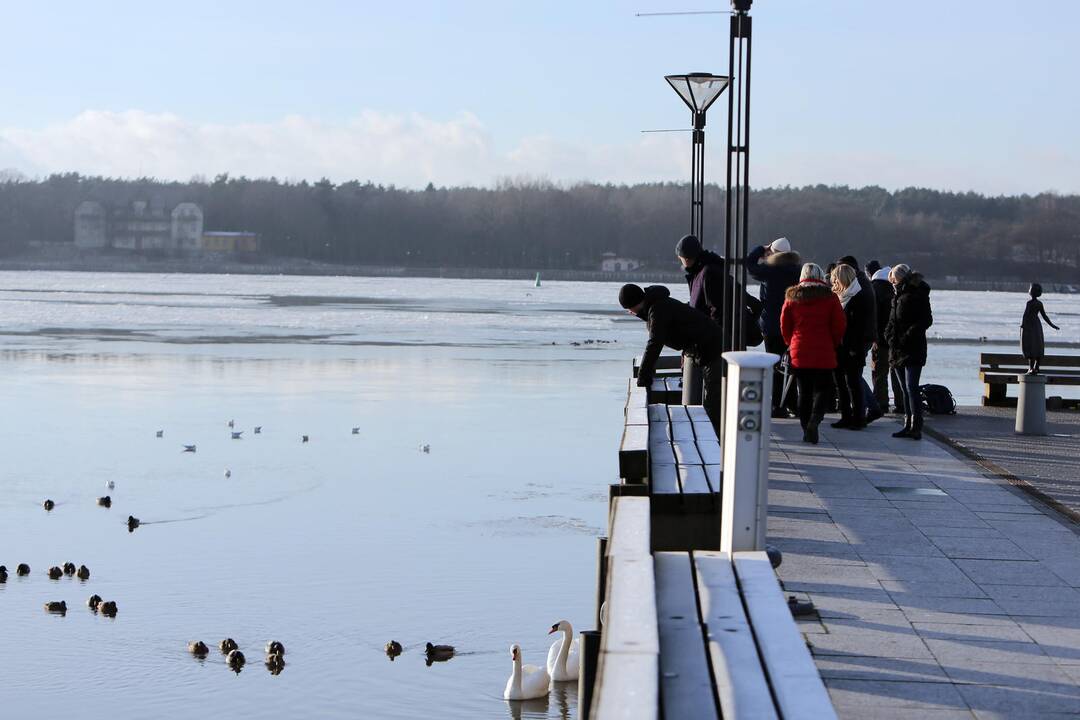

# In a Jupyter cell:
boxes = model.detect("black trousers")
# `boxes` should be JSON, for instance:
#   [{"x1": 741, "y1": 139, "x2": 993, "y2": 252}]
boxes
[
  {"x1": 835, "y1": 363, "x2": 865, "y2": 424},
  {"x1": 872, "y1": 344, "x2": 904, "y2": 412},
  {"x1": 793, "y1": 368, "x2": 834, "y2": 429},
  {"x1": 764, "y1": 334, "x2": 792, "y2": 410},
  {"x1": 700, "y1": 356, "x2": 724, "y2": 440}
]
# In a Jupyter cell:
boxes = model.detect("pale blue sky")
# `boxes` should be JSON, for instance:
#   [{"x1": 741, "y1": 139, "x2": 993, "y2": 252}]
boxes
[{"x1": 0, "y1": 0, "x2": 1076, "y2": 193}]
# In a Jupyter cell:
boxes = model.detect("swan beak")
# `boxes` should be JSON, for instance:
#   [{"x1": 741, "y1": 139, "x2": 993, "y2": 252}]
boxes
[{"x1": 548, "y1": 628, "x2": 557, "y2": 635}]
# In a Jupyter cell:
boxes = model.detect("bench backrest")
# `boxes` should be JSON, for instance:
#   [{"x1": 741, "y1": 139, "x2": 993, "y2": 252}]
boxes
[{"x1": 980, "y1": 352, "x2": 1080, "y2": 369}]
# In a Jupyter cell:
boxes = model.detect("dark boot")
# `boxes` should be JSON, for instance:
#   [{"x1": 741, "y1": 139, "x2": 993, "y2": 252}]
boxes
[
  {"x1": 892, "y1": 415, "x2": 912, "y2": 438},
  {"x1": 806, "y1": 417, "x2": 821, "y2": 445},
  {"x1": 909, "y1": 415, "x2": 923, "y2": 440}
]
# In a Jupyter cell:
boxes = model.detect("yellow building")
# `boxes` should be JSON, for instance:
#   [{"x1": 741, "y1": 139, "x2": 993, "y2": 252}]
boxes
[{"x1": 201, "y1": 231, "x2": 259, "y2": 253}]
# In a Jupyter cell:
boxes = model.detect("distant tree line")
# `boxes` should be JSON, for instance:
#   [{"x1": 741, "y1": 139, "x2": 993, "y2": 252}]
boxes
[{"x1": 0, "y1": 173, "x2": 1078, "y2": 280}]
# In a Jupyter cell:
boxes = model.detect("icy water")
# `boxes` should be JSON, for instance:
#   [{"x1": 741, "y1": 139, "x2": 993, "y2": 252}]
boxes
[{"x1": 0, "y1": 271, "x2": 1076, "y2": 719}]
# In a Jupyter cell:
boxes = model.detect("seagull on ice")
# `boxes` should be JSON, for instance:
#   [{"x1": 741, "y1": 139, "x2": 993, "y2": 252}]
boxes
[
  {"x1": 183, "y1": 445, "x2": 197, "y2": 453},
  {"x1": 231, "y1": 431, "x2": 243, "y2": 440}
]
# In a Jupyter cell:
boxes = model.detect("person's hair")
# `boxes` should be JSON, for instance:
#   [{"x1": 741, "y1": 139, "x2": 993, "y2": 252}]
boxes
[
  {"x1": 800, "y1": 263, "x2": 826, "y2": 283},
  {"x1": 618, "y1": 283, "x2": 645, "y2": 309},
  {"x1": 889, "y1": 264, "x2": 911, "y2": 284},
  {"x1": 838, "y1": 255, "x2": 859, "y2": 270},
  {"x1": 832, "y1": 264, "x2": 857, "y2": 294},
  {"x1": 1030, "y1": 282, "x2": 1043, "y2": 298},
  {"x1": 865, "y1": 260, "x2": 882, "y2": 276}
]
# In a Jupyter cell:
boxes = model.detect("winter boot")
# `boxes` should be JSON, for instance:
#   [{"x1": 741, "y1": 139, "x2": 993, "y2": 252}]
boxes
[
  {"x1": 909, "y1": 415, "x2": 923, "y2": 440},
  {"x1": 892, "y1": 415, "x2": 913, "y2": 438},
  {"x1": 806, "y1": 416, "x2": 821, "y2": 445}
]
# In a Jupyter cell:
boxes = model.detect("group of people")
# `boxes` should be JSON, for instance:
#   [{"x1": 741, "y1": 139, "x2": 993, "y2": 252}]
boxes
[{"x1": 620, "y1": 235, "x2": 934, "y2": 445}]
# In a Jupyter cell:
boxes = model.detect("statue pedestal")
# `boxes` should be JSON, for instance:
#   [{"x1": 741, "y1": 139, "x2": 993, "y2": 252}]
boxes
[{"x1": 1015, "y1": 373, "x2": 1047, "y2": 436}]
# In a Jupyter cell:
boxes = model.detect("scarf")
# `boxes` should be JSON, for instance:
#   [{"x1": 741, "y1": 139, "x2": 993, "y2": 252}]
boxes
[{"x1": 837, "y1": 281, "x2": 860, "y2": 309}]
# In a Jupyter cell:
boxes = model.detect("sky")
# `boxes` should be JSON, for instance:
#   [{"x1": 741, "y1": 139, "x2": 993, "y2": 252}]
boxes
[{"x1": 0, "y1": 0, "x2": 1076, "y2": 195}]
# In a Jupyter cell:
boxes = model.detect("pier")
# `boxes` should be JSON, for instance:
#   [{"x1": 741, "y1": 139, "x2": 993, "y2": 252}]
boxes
[{"x1": 588, "y1": 352, "x2": 1080, "y2": 718}]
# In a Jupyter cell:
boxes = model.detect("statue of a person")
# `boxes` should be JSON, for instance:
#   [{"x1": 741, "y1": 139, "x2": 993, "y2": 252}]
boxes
[{"x1": 1021, "y1": 283, "x2": 1059, "y2": 373}]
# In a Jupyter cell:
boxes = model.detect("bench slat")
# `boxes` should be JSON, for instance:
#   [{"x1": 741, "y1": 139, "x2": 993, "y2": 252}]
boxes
[
  {"x1": 704, "y1": 465, "x2": 722, "y2": 493},
  {"x1": 648, "y1": 404, "x2": 669, "y2": 423},
  {"x1": 619, "y1": 425, "x2": 649, "y2": 481},
  {"x1": 634, "y1": 353, "x2": 681, "y2": 378},
  {"x1": 677, "y1": 464, "x2": 711, "y2": 494},
  {"x1": 695, "y1": 551, "x2": 779, "y2": 720},
  {"x1": 626, "y1": 406, "x2": 649, "y2": 425},
  {"x1": 650, "y1": 441, "x2": 677, "y2": 466},
  {"x1": 696, "y1": 439, "x2": 722, "y2": 465},
  {"x1": 670, "y1": 421, "x2": 696, "y2": 443},
  {"x1": 650, "y1": 463, "x2": 679, "y2": 495},
  {"x1": 673, "y1": 439, "x2": 703, "y2": 465},
  {"x1": 981, "y1": 372, "x2": 1080, "y2": 384},
  {"x1": 686, "y1": 405, "x2": 711, "y2": 423},
  {"x1": 980, "y1": 352, "x2": 1080, "y2": 367},
  {"x1": 655, "y1": 553, "x2": 720, "y2": 720},
  {"x1": 668, "y1": 405, "x2": 691, "y2": 423},
  {"x1": 734, "y1": 552, "x2": 837, "y2": 720}
]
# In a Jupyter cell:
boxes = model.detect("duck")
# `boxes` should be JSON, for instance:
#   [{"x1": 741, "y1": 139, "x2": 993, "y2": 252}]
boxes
[
  {"x1": 420, "y1": 444, "x2": 430, "y2": 453},
  {"x1": 226, "y1": 649, "x2": 246, "y2": 672},
  {"x1": 0, "y1": 566, "x2": 7, "y2": 583},
  {"x1": 546, "y1": 620, "x2": 580, "y2": 682},
  {"x1": 182, "y1": 445, "x2": 196, "y2": 453},
  {"x1": 504, "y1": 644, "x2": 551, "y2": 701},
  {"x1": 127, "y1": 516, "x2": 140, "y2": 532},
  {"x1": 265, "y1": 654, "x2": 285, "y2": 675},
  {"x1": 77, "y1": 565, "x2": 90, "y2": 580},
  {"x1": 219, "y1": 638, "x2": 238, "y2": 653},
  {"x1": 16, "y1": 563, "x2": 30, "y2": 576},
  {"x1": 106, "y1": 480, "x2": 116, "y2": 490},
  {"x1": 188, "y1": 641, "x2": 209, "y2": 657},
  {"x1": 231, "y1": 431, "x2": 243, "y2": 440},
  {"x1": 43, "y1": 499, "x2": 55, "y2": 511},
  {"x1": 97, "y1": 496, "x2": 112, "y2": 508},
  {"x1": 99, "y1": 601, "x2": 118, "y2": 617},
  {"x1": 224, "y1": 469, "x2": 231, "y2": 479},
  {"x1": 385, "y1": 640, "x2": 403, "y2": 660},
  {"x1": 265, "y1": 641, "x2": 285, "y2": 657},
  {"x1": 63, "y1": 562, "x2": 77, "y2": 576},
  {"x1": 254, "y1": 426, "x2": 262, "y2": 434},
  {"x1": 227, "y1": 420, "x2": 235, "y2": 429},
  {"x1": 301, "y1": 435, "x2": 309, "y2": 443},
  {"x1": 156, "y1": 430, "x2": 164, "y2": 438},
  {"x1": 423, "y1": 643, "x2": 453, "y2": 664},
  {"x1": 48, "y1": 566, "x2": 63, "y2": 580},
  {"x1": 44, "y1": 601, "x2": 67, "y2": 614},
  {"x1": 351, "y1": 427, "x2": 360, "y2": 435},
  {"x1": 87, "y1": 594, "x2": 102, "y2": 611}
]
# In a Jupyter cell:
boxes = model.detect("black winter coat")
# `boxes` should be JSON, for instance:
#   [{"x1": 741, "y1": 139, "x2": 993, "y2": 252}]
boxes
[
  {"x1": 745, "y1": 246, "x2": 801, "y2": 337},
  {"x1": 683, "y1": 250, "x2": 726, "y2": 322},
  {"x1": 635, "y1": 285, "x2": 724, "y2": 386},
  {"x1": 885, "y1": 274, "x2": 933, "y2": 368},
  {"x1": 838, "y1": 285, "x2": 876, "y2": 369},
  {"x1": 871, "y1": 278, "x2": 893, "y2": 346}
]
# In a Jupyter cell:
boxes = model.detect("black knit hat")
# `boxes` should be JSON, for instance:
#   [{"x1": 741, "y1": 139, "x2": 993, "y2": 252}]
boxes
[
  {"x1": 675, "y1": 234, "x2": 702, "y2": 259},
  {"x1": 619, "y1": 283, "x2": 646, "y2": 309}
]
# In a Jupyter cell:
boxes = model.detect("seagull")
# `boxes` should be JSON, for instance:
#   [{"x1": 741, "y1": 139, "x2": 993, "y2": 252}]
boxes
[
  {"x1": 420, "y1": 444, "x2": 430, "y2": 454},
  {"x1": 224, "y1": 469, "x2": 231, "y2": 479},
  {"x1": 231, "y1": 431, "x2": 243, "y2": 439},
  {"x1": 351, "y1": 427, "x2": 360, "y2": 435},
  {"x1": 227, "y1": 420, "x2": 234, "y2": 428},
  {"x1": 302, "y1": 435, "x2": 309, "y2": 443},
  {"x1": 156, "y1": 430, "x2": 164, "y2": 438},
  {"x1": 254, "y1": 426, "x2": 262, "y2": 434},
  {"x1": 105, "y1": 480, "x2": 115, "y2": 490},
  {"x1": 183, "y1": 445, "x2": 197, "y2": 453}
]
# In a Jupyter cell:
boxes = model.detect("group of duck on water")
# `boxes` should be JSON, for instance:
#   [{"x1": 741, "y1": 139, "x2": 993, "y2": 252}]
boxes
[
  {"x1": 381, "y1": 619, "x2": 580, "y2": 701},
  {"x1": 187, "y1": 638, "x2": 286, "y2": 674},
  {"x1": 0, "y1": 562, "x2": 118, "y2": 618}
]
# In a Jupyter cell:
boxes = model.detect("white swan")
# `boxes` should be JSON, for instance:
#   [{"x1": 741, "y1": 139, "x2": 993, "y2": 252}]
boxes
[
  {"x1": 546, "y1": 620, "x2": 580, "y2": 682},
  {"x1": 504, "y1": 644, "x2": 550, "y2": 700}
]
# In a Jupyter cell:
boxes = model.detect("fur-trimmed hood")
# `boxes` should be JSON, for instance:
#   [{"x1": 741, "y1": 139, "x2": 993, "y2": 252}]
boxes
[
  {"x1": 897, "y1": 272, "x2": 930, "y2": 297},
  {"x1": 785, "y1": 281, "x2": 833, "y2": 302},
  {"x1": 765, "y1": 250, "x2": 801, "y2": 267}
]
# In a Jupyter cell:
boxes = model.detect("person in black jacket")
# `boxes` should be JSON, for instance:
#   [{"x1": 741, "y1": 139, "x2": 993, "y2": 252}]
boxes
[
  {"x1": 620, "y1": 283, "x2": 724, "y2": 434},
  {"x1": 870, "y1": 265, "x2": 904, "y2": 413},
  {"x1": 884, "y1": 265, "x2": 933, "y2": 440},
  {"x1": 745, "y1": 237, "x2": 801, "y2": 417},
  {"x1": 830, "y1": 264, "x2": 875, "y2": 429},
  {"x1": 676, "y1": 235, "x2": 725, "y2": 322}
]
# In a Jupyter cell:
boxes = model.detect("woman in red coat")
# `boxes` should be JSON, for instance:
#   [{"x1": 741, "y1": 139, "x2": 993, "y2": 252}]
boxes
[{"x1": 780, "y1": 263, "x2": 847, "y2": 444}]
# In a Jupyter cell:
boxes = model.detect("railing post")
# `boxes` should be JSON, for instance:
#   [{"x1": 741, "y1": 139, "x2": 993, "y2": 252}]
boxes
[{"x1": 720, "y1": 351, "x2": 778, "y2": 553}]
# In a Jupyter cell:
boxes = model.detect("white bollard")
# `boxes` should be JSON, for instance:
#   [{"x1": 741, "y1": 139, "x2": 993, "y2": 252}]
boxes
[{"x1": 720, "y1": 351, "x2": 780, "y2": 554}]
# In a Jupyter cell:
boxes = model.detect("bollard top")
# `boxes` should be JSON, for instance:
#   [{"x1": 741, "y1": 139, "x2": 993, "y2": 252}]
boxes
[
  {"x1": 722, "y1": 351, "x2": 780, "y2": 369},
  {"x1": 1016, "y1": 373, "x2": 1048, "y2": 384}
]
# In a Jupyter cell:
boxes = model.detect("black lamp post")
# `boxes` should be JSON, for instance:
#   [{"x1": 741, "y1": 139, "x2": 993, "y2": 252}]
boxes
[
  {"x1": 724, "y1": 0, "x2": 753, "y2": 354},
  {"x1": 665, "y1": 73, "x2": 730, "y2": 245}
]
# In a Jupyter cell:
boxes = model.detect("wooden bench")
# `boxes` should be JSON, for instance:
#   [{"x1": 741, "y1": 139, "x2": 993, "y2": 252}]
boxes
[
  {"x1": 979, "y1": 352, "x2": 1080, "y2": 406},
  {"x1": 592, "y1": 497, "x2": 835, "y2": 720},
  {"x1": 632, "y1": 353, "x2": 681, "y2": 379}
]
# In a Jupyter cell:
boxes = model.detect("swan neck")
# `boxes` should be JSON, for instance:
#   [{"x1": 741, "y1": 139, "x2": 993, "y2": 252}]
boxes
[
  {"x1": 511, "y1": 656, "x2": 523, "y2": 693},
  {"x1": 558, "y1": 626, "x2": 573, "y2": 666}
]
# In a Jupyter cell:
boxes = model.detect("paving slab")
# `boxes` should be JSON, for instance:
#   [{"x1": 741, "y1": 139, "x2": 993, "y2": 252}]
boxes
[{"x1": 770, "y1": 417, "x2": 1080, "y2": 719}]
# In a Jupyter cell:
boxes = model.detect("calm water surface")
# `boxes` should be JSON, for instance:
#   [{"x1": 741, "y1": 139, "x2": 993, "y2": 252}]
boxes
[{"x1": 0, "y1": 272, "x2": 1075, "y2": 719}]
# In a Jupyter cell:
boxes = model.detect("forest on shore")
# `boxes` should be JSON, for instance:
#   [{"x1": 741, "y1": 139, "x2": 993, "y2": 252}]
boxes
[{"x1": 1, "y1": 173, "x2": 1078, "y2": 281}]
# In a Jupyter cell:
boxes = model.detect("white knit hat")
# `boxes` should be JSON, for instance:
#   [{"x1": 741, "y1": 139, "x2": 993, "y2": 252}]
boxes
[{"x1": 770, "y1": 237, "x2": 791, "y2": 253}]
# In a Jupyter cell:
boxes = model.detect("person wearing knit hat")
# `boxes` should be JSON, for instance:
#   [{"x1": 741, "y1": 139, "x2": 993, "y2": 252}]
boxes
[
  {"x1": 619, "y1": 282, "x2": 725, "y2": 436},
  {"x1": 746, "y1": 236, "x2": 802, "y2": 417},
  {"x1": 674, "y1": 234, "x2": 727, "y2": 325}
]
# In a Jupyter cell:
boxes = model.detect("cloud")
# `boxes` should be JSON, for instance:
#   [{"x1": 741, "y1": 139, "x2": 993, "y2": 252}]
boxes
[{"x1": 0, "y1": 109, "x2": 690, "y2": 188}]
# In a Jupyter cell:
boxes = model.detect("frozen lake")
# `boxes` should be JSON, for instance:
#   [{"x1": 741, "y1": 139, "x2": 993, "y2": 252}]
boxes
[{"x1": 0, "y1": 271, "x2": 1075, "y2": 718}]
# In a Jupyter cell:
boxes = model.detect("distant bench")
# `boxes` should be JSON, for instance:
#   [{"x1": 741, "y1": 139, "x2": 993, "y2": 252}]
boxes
[
  {"x1": 632, "y1": 354, "x2": 683, "y2": 404},
  {"x1": 979, "y1": 353, "x2": 1080, "y2": 406},
  {"x1": 619, "y1": 380, "x2": 722, "y2": 550},
  {"x1": 590, "y1": 496, "x2": 835, "y2": 720}
]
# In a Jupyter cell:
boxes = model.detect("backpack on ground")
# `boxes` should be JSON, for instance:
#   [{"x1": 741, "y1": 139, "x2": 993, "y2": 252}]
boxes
[{"x1": 920, "y1": 384, "x2": 957, "y2": 415}]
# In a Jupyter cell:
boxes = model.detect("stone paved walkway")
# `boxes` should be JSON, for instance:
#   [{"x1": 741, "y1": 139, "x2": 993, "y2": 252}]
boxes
[
  {"x1": 928, "y1": 407, "x2": 1080, "y2": 520},
  {"x1": 769, "y1": 417, "x2": 1080, "y2": 719}
]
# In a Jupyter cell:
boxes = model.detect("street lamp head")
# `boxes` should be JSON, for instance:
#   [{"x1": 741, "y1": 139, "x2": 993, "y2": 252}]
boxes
[
  {"x1": 665, "y1": 73, "x2": 730, "y2": 120},
  {"x1": 732, "y1": 0, "x2": 753, "y2": 12}
]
